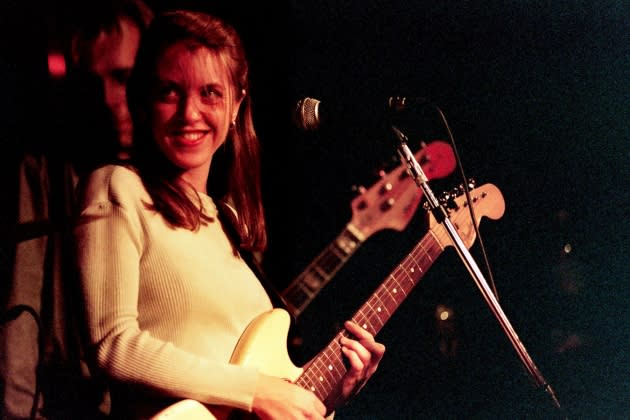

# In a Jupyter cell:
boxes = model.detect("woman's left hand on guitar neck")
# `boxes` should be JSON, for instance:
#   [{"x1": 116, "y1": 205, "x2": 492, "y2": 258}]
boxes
[{"x1": 325, "y1": 321, "x2": 386, "y2": 411}]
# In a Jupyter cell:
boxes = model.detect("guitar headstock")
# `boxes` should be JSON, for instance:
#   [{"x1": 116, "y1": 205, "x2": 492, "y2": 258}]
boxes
[
  {"x1": 429, "y1": 182, "x2": 505, "y2": 249},
  {"x1": 349, "y1": 140, "x2": 456, "y2": 239}
]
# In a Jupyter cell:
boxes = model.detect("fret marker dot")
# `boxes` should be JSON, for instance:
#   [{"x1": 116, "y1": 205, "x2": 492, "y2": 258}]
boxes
[
  {"x1": 377, "y1": 307, "x2": 382, "y2": 312},
  {"x1": 311, "y1": 386, "x2": 316, "y2": 391},
  {"x1": 362, "y1": 323, "x2": 368, "y2": 329},
  {"x1": 410, "y1": 267, "x2": 415, "y2": 273},
  {"x1": 319, "y1": 376, "x2": 324, "y2": 382},
  {"x1": 328, "y1": 365, "x2": 333, "y2": 371},
  {"x1": 393, "y1": 288, "x2": 398, "y2": 293}
]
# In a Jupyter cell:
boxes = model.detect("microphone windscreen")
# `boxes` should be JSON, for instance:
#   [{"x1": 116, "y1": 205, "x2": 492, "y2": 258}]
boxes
[{"x1": 293, "y1": 97, "x2": 321, "y2": 131}]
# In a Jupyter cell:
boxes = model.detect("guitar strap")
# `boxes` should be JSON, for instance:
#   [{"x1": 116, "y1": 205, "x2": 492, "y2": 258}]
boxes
[{"x1": 216, "y1": 204, "x2": 291, "y2": 314}]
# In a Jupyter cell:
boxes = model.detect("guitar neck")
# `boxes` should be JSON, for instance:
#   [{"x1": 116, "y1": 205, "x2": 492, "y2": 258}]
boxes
[
  {"x1": 281, "y1": 225, "x2": 364, "y2": 317},
  {"x1": 295, "y1": 230, "x2": 443, "y2": 403}
]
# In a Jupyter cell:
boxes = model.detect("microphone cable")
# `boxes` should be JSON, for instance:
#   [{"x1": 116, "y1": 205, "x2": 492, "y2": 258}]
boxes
[{"x1": 424, "y1": 100, "x2": 500, "y2": 300}]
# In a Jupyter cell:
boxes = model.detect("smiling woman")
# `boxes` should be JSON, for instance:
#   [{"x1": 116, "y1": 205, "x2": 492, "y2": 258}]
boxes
[
  {"x1": 149, "y1": 42, "x2": 244, "y2": 192},
  {"x1": 73, "y1": 9, "x2": 385, "y2": 420}
]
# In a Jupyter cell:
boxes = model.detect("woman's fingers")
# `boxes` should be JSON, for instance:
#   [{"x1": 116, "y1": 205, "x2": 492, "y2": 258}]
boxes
[
  {"x1": 340, "y1": 320, "x2": 386, "y2": 382},
  {"x1": 344, "y1": 321, "x2": 386, "y2": 365}
]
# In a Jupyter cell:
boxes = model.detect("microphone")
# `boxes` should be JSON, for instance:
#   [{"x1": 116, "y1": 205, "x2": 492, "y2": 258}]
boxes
[{"x1": 292, "y1": 96, "x2": 427, "y2": 131}]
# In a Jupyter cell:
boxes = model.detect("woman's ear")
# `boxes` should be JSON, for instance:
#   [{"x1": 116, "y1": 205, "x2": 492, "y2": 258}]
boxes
[{"x1": 231, "y1": 89, "x2": 246, "y2": 123}]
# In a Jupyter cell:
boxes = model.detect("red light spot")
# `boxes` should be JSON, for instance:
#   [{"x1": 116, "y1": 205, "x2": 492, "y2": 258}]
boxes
[{"x1": 48, "y1": 52, "x2": 66, "y2": 78}]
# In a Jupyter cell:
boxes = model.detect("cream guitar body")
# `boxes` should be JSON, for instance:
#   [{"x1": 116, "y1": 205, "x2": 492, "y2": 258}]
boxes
[
  {"x1": 151, "y1": 399, "x2": 218, "y2": 419},
  {"x1": 153, "y1": 309, "x2": 299, "y2": 420}
]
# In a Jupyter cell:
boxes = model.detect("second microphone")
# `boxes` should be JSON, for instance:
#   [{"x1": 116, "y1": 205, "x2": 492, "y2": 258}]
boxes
[{"x1": 292, "y1": 96, "x2": 427, "y2": 131}]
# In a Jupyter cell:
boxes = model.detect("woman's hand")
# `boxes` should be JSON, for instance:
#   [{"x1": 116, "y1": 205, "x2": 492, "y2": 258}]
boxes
[
  {"x1": 252, "y1": 321, "x2": 385, "y2": 418},
  {"x1": 327, "y1": 320, "x2": 386, "y2": 409},
  {"x1": 252, "y1": 375, "x2": 327, "y2": 419}
]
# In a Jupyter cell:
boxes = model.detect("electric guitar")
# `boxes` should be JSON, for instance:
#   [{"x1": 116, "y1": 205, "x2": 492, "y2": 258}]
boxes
[
  {"x1": 153, "y1": 183, "x2": 505, "y2": 420},
  {"x1": 281, "y1": 140, "x2": 456, "y2": 317}
]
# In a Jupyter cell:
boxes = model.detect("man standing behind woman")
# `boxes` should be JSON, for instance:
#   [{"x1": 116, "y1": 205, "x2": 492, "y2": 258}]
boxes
[
  {"x1": 74, "y1": 9, "x2": 385, "y2": 419},
  {"x1": 1, "y1": 1, "x2": 152, "y2": 418}
]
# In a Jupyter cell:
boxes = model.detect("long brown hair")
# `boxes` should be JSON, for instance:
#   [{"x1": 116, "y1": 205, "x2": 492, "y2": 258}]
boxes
[{"x1": 126, "y1": 10, "x2": 266, "y2": 252}]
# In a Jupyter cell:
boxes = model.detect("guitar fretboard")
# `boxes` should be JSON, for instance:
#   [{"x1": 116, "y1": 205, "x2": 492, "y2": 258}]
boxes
[
  {"x1": 282, "y1": 226, "x2": 363, "y2": 316},
  {"x1": 295, "y1": 230, "x2": 444, "y2": 402}
]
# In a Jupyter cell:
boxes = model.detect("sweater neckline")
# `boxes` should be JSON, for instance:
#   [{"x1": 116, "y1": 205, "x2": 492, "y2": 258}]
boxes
[{"x1": 194, "y1": 191, "x2": 218, "y2": 218}]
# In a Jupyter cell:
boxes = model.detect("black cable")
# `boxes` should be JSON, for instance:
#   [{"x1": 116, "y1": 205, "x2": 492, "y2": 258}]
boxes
[
  {"x1": 431, "y1": 103, "x2": 500, "y2": 299},
  {"x1": 1, "y1": 304, "x2": 43, "y2": 420}
]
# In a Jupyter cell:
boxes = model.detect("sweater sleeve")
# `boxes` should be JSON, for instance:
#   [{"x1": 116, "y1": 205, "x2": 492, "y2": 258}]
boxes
[{"x1": 73, "y1": 166, "x2": 262, "y2": 412}]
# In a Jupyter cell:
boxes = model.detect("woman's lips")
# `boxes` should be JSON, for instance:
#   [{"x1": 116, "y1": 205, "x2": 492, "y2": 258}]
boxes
[{"x1": 171, "y1": 130, "x2": 208, "y2": 146}]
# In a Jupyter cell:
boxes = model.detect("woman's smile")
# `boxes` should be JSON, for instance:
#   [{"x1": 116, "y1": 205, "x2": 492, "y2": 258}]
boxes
[{"x1": 169, "y1": 129, "x2": 210, "y2": 147}]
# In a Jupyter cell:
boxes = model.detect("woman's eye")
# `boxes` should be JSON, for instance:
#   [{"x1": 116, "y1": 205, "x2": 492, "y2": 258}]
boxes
[
  {"x1": 200, "y1": 86, "x2": 222, "y2": 104},
  {"x1": 155, "y1": 85, "x2": 180, "y2": 103}
]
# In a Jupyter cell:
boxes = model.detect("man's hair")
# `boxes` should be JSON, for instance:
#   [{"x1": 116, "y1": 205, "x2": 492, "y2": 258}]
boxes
[{"x1": 69, "y1": 0, "x2": 153, "y2": 65}]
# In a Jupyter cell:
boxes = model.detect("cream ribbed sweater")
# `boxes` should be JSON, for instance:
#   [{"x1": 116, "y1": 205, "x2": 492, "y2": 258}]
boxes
[{"x1": 74, "y1": 165, "x2": 273, "y2": 415}]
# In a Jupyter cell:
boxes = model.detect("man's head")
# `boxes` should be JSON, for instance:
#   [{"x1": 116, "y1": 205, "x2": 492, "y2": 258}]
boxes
[{"x1": 69, "y1": 0, "x2": 152, "y2": 159}]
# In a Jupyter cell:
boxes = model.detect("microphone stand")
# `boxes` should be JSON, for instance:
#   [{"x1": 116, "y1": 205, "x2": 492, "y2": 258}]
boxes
[{"x1": 391, "y1": 125, "x2": 563, "y2": 412}]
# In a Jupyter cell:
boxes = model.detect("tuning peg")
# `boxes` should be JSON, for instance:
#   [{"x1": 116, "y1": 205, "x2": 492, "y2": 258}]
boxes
[
  {"x1": 438, "y1": 190, "x2": 451, "y2": 203},
  {"x1": 379, "y1": 182, "x2": 393, "y2": 195},
  {"x1": 437, "y1": 189, "x2": 460, "y2": 210},
  {"x1": 398, "y1": 169, "x2": 410, "y2": 180},
  {"x1": 351, "y1": 185, "x2": 367, "y2": 195},
  {"x1": 380, "y1": 197, "x2": 395, "y2": 211},
  {"x1": 351, "y1": 185, "x2": 368, "y2": 210}
]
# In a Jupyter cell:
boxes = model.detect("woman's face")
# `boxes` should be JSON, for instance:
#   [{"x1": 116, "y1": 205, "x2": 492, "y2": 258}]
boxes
[{"x1": 150, "y1": 41, "x2": 242, "y2": 187}]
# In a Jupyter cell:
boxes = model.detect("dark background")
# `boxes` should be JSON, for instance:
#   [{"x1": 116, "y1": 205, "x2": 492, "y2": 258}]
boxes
[{"x1": 2, "y1": 0, "x2": 628, "y2": 418}]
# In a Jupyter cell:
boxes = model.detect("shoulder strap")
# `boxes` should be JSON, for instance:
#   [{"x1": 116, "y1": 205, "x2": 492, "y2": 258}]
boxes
[{"x1": 215, "y1": 205, "x2": 291, "y2": 314}]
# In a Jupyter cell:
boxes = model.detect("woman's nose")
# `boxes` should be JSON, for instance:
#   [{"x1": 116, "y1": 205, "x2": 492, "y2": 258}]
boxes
[{"x1": 180, "y1": 95, "x2": 202, "y2": 121}]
